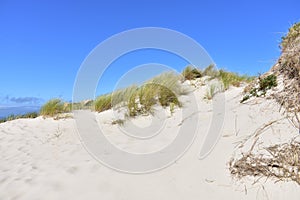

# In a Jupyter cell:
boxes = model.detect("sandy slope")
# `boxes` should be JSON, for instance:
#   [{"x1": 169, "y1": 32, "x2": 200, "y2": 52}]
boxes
[{"x1": 0, "y1": 85, "x2": 299, "y2": 200}]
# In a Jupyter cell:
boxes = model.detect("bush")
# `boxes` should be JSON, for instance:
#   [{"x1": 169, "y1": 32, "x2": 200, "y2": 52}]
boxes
[
  {"x1": 241, "y1": 74, "x2": 277, "y2": 103},
  {"x1": 40, "y1": 99, "x2": 65, "y2": 116},
  {"x1": 259, "y1": 74, "x2": 277, "y2": 92}
]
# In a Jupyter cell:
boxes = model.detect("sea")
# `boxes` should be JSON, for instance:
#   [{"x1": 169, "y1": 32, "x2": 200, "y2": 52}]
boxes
[{"x1": 0, "y1": 106, "x2": 41, "y2": 119}]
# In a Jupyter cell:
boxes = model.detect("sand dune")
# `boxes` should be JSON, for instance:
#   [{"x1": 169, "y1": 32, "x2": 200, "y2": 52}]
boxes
[{"x1": 1, "y1": 85, "x2": 299, "y2": 200}]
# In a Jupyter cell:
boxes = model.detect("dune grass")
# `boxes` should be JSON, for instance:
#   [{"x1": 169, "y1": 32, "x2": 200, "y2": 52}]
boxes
[
  {"x1": 94, "y1": 72, "x2": 183, "y2": 117},
  {"x1": 204, "y1": 84, "x2": 218, "y2": 100},
  {"x1": 218, "y1": 70, "x2": 254, "y2": 90},
  {"x1": 182, "y1": 66, "x2": 202, "y2": 80},
  {"x1": 202, "y1": 64, "x2": 219, "y2": 77},
  {"x1": 0, "y1": 112, "x2": 38, "y2": 123},
  {"x1": 127, "y1": 72, "x2": 182, "y2": 116},
  {"x1": 94, "y1": 94, "x2": 112, "y2": 112},
  {"x1": 34, "y1": 67, "x2": 256, "y2": 119},
  {"x1": 40, "y1": 99, "x2": 66, "y2": 117}
]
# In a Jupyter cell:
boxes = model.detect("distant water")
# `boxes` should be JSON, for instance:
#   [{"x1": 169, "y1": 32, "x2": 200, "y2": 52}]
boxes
[{"x1": 0, "y1": 106, "x2": 41, "y2": 119}]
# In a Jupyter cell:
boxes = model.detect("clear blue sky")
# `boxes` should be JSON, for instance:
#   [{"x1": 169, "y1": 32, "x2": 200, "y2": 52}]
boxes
[{"x1": 0, "y1": 0, "x2": 299, "y2": 106}]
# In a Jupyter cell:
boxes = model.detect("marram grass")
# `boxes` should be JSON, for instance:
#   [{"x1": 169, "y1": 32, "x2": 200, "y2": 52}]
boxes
[{"x1": 40, "y1": 99, "x2": 66, "y2": 117}]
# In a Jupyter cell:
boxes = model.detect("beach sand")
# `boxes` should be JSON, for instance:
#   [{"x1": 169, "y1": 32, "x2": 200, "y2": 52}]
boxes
[{"x1": 1, "y1": 85, "x2": 299, "y2": 200}]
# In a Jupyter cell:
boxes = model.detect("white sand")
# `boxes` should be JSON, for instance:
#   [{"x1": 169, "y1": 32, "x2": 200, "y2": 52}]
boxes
[{"x1": 1, "y1": 85, "x2": 299, "y2": 200}]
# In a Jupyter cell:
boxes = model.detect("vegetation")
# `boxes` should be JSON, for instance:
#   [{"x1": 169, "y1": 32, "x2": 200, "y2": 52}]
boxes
[
  {"x1": 0, "y1": 66, "x2": 258, "y2": 122},
  {"x1": 127, "y1": 72, "x2": 182, "y2": 117},
  {"x1": 273, "y1": 22, "x2": 300, "y2": 113},
  {"x1": 94, "y1": 94, "x2": 112, "y2": 112},
  {"x1": 182, "y1": 66, "x2": 202, "y2": 80},
  {"x1": 0, "y1": 112, "x2": 38, "y2": 123},
  {"x1": 169, "y1": 102, "x2": 175, "y2": 115},
  {"x1": 94, "y1": 72, "x2": 182, "y2": 117},
  {"x1": 218, "y1": 70, "x2": 254, "y2": 90},
  {"x1": 280, "y1": 22, "x2": 300, "y2": 51},
  {"x1": 204, "y1": 84, "x2": 218, "y2": 100},
  {"x1": 40, "y1": 99, "x2": 66, "y2": 117},
  {"x1": 202, "y1": 64, "x2": 219, "y2": 77},
  {"x1": 111, "y1": 119, "x2": 125, "y2": 126},
  {"x1": 241, "y1": 74, "x2": 277, "y2": 103}
]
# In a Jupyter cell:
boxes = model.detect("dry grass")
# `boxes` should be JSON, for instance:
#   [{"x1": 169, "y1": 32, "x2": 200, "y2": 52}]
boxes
[
  {"x1": 204, "y1": 84, "x2": 218, "y2": 100},
  {"x1": 182, "y1": 65, "x2": 202, "y2": 80},
  {"x1": 230, "y1": 140, "x2": 300, "y2": 185},
  {"x1": 272, "y1": 22, "x2": 300, "y2": 114}
]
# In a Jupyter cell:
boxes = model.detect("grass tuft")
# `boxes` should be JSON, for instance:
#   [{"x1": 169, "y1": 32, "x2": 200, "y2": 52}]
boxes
[
  {"x1": 204, "y1": 84, "x2": 218, "y2": 100},
  {"x1": 40, "y1": 99, "x2": 65, "y2": 117},
  {"x1": 182, "y1": 66, "x2": 202, "y2": 80},
  {"x1": 94, "y1": 72, "x2": 183, "y2": 117},
  {"x1": 219, "y1": 70, "x2": 254, "y2": 90},
  {"x1": 94, "y1": 94, "x2": 112, "y2": 112}
]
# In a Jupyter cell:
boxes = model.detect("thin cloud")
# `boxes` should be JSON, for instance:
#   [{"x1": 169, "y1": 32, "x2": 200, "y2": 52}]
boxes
[{"x1": 3, "y1": 96, "x2": 44, "y2": 105}]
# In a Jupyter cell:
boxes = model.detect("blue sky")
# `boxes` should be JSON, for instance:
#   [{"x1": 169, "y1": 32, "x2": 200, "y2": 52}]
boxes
[{"x1": 0, "y1": 0, "x2": 299, "y2": 106}]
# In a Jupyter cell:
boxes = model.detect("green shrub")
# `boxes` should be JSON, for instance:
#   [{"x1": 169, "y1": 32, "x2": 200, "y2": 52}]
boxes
[
  {"x1": 40, "y1": 99, "x2": 65, "y2": 116},
  {"x1": 258, "y1": 74, "x2": 277, "y2": 92},
  {"x1": 241, "y1": 74, "x2": 277, "y2": 103}
]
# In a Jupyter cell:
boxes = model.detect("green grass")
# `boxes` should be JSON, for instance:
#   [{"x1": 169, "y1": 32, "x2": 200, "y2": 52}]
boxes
[
  {"x1": 94, "y1": 94, "x2": 112, "y2": 112},
  {"x1": 0, "y1": 112, "x2": 38, "y2": 123},
  {"x1": 128, "y1": 72, "x2": 182, "y2": 116},
  {"x1": 40, "y1": 99, "x2": 66, "y2": 117},
  {"x1": 94, "y1": 72, "x2": 183, "y2": 117},
  {"x1": 218, "y1": 70, "x2": 254, "y2": 90},
  {"x1": 111, "y1": 85, "x2": 139, "y2": 108}
]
